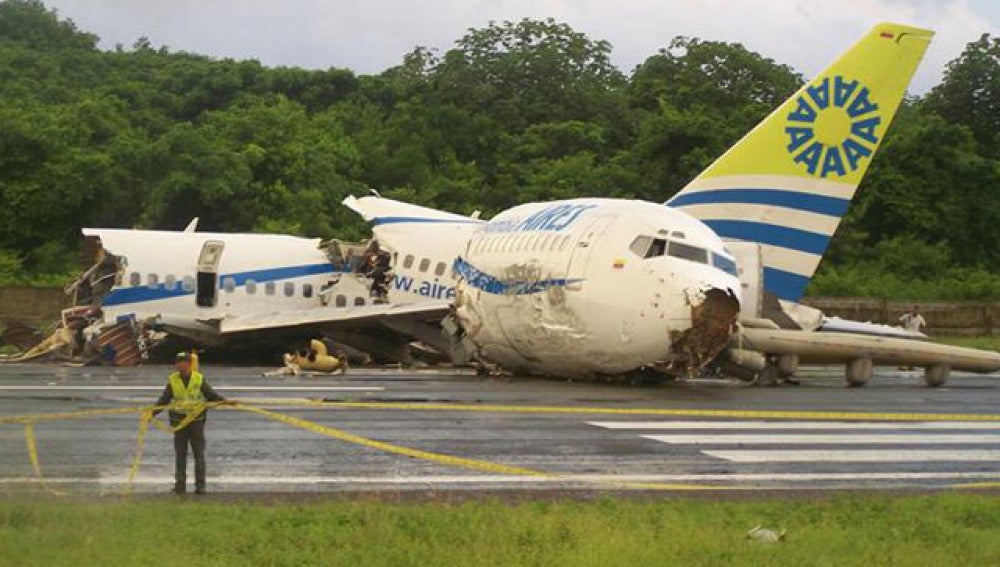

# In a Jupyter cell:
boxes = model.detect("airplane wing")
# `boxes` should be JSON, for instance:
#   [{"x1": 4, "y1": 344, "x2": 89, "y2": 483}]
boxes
[
  {"x1": 216, "y1": 300, "x2": 450, "y2": 335},
  {"x1": 732, "y1": 326, "x2": 1000, "y2": 386}
]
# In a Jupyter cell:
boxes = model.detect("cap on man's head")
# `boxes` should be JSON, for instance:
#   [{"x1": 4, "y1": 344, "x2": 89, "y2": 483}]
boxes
[{"x1": 175, "y1": 352, "x2": 191, "y2": 362}]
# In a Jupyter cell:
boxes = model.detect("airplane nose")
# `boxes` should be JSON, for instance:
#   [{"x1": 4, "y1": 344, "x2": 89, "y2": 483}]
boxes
[{"x1": 668, "y1": 284, "x2": 740, "y2": 375}]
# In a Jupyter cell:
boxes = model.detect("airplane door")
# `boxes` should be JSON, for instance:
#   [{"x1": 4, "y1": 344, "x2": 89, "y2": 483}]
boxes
[
  {"x1": 565, "y1": 216, "x2": 614, "y2": 291},
  {"x1": 196, "y1": 240, "x2": 224, "y2": 307}
]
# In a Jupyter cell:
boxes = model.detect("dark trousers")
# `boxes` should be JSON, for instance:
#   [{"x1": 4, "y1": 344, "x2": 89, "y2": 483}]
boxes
[{"x1": 173, "y1": 419, "x2": 206, "y2": 490}]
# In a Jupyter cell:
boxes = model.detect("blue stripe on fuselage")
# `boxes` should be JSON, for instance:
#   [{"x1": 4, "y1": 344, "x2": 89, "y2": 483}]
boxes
[
  {"x1": 453, "y1": 257, "x2": 581, "y2": 295},
  {"x1": 101, "y1": 263, "x2": 336, "y2": 306},
  {"x1": 667, "y1": 188, "x2": 850, "y2": 217}
]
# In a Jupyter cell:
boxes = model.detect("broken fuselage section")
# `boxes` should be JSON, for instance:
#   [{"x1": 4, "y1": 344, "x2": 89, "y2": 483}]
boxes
[
  {"x1": 45, "y1": 228, "x2": 420, "y2": 365},
  {"x1": 358, "y1": 196, "x2": 743, "y2": 380}
]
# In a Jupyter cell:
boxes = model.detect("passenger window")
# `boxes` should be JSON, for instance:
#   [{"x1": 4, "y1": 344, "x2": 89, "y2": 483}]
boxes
[
  {"x1": 526, "y1": 235, "x2": 538, "y2": 251},
  {"x1": 129, "y1": 272, "x2": 141, "y2": 287},
  {"x1": 668, "y1": 241, "x2": 709, "y2": 264},
  {"x1": 182, "y1": 276, "x2": 195, "y2": 292},
  {"x1": 550, "y1": 236, "x2": 561, "y2": 251},
  {"x1": 284, "y1": 282, "x2": 295, "y2": 297},
  {"x1": 419, "y1": 258, "x2": 430, "y2": 273},
  {"x1": 403, "y1": 255, "x2": 414, "y2": 269},
  {"x1": 265, "y1": 282, "x2": 276, "y2": 296},
  {"x1": 163, "y1": 275, "x2": 177, "y2": 291},
  {"x1": 629, "y1": 236, "x2": 652, "y2": 258},
  {"x1": 336, "y1": 295, "x2": 347, "y2": 307},
  {"x1": 303, "y1": 283, "x2": 313, "y2": 298},
  {"x1": 147, "y1": 274, "x2": 159, "y2": 288},
  {"x1": 354, "y1": 297, "x2": 365, "y2": 306},
  {"x1": 245, "y1": 279, "x2": 257, "y2": 294},
  {"x1": 222, "y1": 277, "x2": 235, "y2": 293},
  {"x1": 434, "y1": 262, "x2": 446, "y2": 276},
  {"x1": 558, "y1": 236, "x2": 571, "y2": 251}
]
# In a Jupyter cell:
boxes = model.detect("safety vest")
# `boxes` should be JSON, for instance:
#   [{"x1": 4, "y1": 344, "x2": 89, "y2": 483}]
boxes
[{"x1": 168, "y1": 371, "x2": 205, "y2": 415}]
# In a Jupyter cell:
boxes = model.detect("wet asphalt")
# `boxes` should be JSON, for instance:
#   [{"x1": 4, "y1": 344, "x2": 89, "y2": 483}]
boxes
[{"x1": 1, "y1": 363, "x2": 998, "y2": 494}]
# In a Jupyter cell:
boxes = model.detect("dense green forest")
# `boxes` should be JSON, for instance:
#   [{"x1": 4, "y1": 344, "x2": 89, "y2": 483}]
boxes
[{"x1": 0, "y1": 0, "x2": 999, "y2": 298}]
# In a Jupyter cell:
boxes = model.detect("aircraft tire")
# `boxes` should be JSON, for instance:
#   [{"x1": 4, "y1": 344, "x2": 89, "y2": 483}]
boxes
[
  {"x1": 924, "y1": 365, "x2": 949, "y2": 388},
  {"x1": 845, "y1": 358, "x2": 873, "y2": 387}
]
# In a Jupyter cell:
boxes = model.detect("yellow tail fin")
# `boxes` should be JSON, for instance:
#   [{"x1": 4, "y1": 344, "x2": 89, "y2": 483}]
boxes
[{"x1": 669, "y1": 23, "x2": 933, "y2": 301}]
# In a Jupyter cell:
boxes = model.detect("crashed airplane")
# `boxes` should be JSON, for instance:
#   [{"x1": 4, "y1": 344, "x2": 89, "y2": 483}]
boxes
[{"x1": 14, "y1": 22, "x2": 1000, "y2": 386}]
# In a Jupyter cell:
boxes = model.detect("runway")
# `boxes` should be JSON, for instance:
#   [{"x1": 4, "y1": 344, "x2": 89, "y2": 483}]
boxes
[{"x1": 1, "y1": 363, "x2": 998, "y2": 494}]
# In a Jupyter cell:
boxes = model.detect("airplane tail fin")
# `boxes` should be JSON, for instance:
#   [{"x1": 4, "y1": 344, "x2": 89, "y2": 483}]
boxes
[{"x1": 667, "y1": 23, "x2": 933, "y2": 301}]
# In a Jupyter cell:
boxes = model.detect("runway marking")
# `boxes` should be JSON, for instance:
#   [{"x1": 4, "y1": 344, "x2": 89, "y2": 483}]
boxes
[
  {"x1": 704, "y1": 450, "x2": 1000, "y2": 463},
  {"x1": 642, "y1": 434, "x2": 1000, "y2": 444},
  {"x1": 327, "y1": 402, "x2": 1000, "y2": 422},
  {"x1": 2, "y1": 471, "x2": 999, "y2": 486},
  {"x1": 0, "y1": 385, "x2": 383, "y2": 392},
  {"x1": 590, "y1": 421, "x2": 1000, "y2": 430}
]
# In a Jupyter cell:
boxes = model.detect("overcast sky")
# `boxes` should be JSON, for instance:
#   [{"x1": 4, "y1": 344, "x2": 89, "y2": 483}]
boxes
[{"x1": 41, "y1": 0, "x2": 1000, "y2": 94}]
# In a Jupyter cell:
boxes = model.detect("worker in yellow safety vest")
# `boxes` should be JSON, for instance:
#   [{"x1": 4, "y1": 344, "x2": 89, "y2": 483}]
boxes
[{"x1": 152, "y1": 352, "x2": 229, "y2": 494}]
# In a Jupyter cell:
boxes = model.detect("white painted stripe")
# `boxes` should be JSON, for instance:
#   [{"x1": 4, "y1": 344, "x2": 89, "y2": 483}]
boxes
[
  {"x1": 2, "y1": 471, "x2": 998, "y2": 485},
  {"x1": 704, "y1": 450, "x2": 1000, "y2": 463},
  {"x1": 681, "y1": 174, "x2": 857, "y2": 200},
  {"x1": 675, "y1": 203, "x2": 840, "y2": 235},
  {"x1": 643, "y1": 434, "x2": 1000, "y2": 445},
  {"x1": 754, "y1": 244, "x2": 821, "y2": 277},
  {"x1": 589, "y1": 421, "x2": 1000, "y2": 430},
  {"x1": 0, "y1": 385, "x2": 383, "y2": 392}
]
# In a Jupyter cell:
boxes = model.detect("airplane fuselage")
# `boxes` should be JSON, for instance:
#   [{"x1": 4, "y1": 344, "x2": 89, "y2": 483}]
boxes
[
  {"x1": 360, "y1": 197, "x2": 742, "y2": 377},
  {"x1": 82, "y1": 229, "x2": 369, "y2": 343}
]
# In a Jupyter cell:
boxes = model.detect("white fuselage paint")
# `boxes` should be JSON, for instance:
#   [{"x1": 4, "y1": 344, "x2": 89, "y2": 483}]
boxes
[
  {"x1": 82, "y1": 229, "x2": 372, "y2": 341},
  {"x1": 357, "y1": 197, "x2": 742, "y2": 377}
]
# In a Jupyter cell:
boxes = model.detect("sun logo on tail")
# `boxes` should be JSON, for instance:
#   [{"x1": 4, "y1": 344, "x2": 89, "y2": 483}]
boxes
[{"x1": 785, "y1": 76, "x2": 882, "y2": 178}]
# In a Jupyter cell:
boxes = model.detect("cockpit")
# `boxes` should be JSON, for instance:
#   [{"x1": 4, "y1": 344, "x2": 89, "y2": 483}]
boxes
[{"x1": 629, "y1": 234, "x2": 738, "y2": 277}]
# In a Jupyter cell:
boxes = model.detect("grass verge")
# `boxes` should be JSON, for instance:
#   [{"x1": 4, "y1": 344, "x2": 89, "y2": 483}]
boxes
[
  {"x1": 934, "y1": 335, "x2": 1000, "y2": 352},
  {"x1": 1, "y1": 493, "x2": 998, "y2": 566}
]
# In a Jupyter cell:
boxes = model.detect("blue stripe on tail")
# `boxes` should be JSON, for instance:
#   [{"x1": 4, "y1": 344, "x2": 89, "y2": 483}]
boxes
[
  {"x1": 701, "y1": 220, "x2": 830, "y2": 256},
  {"x1": 668, "y1": 188, "x2": 850, "y2": 217}
]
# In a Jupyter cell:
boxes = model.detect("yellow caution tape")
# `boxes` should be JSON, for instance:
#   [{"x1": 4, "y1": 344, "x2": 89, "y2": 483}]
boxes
[
  {"x1": 4, "y1": 399, "x2": 1000, "y2": 494},
  {"x1": 125, "y1": 411, "x2": 152, "y2": 496},
  {"x1": 23, "y1": 422, "x2": 64, "y2": 495},
  {"x1": 321, "y1": 402, "x2": 1000, "y2": 422},
  {"x1": 238, "y1": 404, "x2": 548, "y2": 477}
]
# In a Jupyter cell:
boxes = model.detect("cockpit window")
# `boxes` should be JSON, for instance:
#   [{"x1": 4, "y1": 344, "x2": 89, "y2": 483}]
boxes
[
  {"x1": 711, "y1": 253, "x2": 738, "y2": 276},
  {"x1": 629, "y1": 236, "x2": 652, "y2": 257},
  {"x1": 668, "y1": 241, "x2": 708, "y2": 264},
  {"x1": 648, "y1": 239, "x2": 666, "y2": 258},
  {"x1": 629, "y1": 236, "x2": 667, "y2": 259}
]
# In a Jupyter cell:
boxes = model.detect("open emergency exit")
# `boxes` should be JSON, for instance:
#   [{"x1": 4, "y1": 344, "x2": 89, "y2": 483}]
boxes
[{"x1": 196, "y1": 240, "x2": 224, "y2": 307}]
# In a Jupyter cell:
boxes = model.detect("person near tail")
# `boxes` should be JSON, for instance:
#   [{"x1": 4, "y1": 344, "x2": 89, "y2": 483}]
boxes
[{"x1": 899, "y1": 305, "x2": 927, "y2": 334}]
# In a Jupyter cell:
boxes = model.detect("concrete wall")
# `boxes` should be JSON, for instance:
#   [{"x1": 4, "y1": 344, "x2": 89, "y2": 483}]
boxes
[
  {"x1": 0, "y1": 287, "x2": 69, "y2": 328},
  {"x1": 0, "y1": 286, "x2": 996, "y2": 335},
  {"x1": 801, "y1": 297, "x2": 1000, "y2": 336}
]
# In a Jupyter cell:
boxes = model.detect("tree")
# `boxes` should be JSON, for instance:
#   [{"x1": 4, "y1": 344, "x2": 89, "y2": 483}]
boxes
[
  {"x1": 0, "y1": 0, "x2": 96, "y2": 50},
  {"x1": 924, "y1": 33, "x2": 1000, "y2": 158}
]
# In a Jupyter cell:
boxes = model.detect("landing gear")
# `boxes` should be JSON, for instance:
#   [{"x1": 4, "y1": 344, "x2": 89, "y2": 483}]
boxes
[
  {"x1": 924, "y1": 364, "x2": 950, "y2": 387},
  {"x1": 754, "y1": 354, "x2": 799, "y2": 386},
  {"x1": 845, "y1": 357, "x2": 873, "y2": 387}
]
